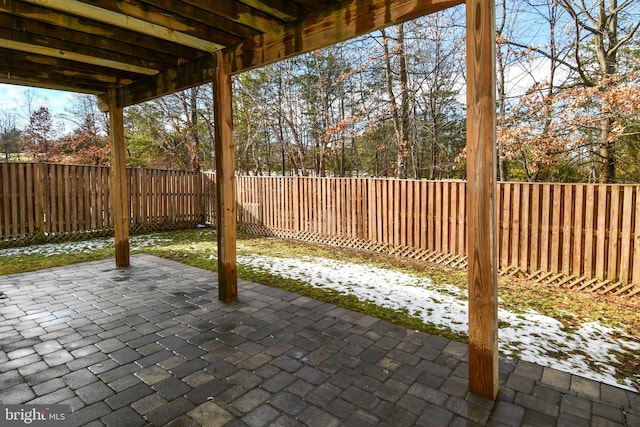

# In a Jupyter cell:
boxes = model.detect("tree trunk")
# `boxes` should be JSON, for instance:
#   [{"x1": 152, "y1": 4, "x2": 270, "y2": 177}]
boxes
[
  {"x1": 189, "y1": 88, "x2": 201, "y2": 172},
  {"x1": 397, "y1": 23, "x2": 410, "y2": 179}
]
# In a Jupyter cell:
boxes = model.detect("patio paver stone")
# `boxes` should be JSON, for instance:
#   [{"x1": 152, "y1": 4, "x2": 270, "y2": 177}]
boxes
[{"x1": 0, "y1": 254, "x2": 637, "y2": 426}]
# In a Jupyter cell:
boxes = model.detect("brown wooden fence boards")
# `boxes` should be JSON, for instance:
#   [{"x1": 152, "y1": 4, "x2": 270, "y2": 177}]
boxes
[
  {"x1": 0, "y1": 163, "x2": 203, "y2": 244},
  {"x1": 232, "y1": 176, "x2": 640, "y2": 294},
  {"x1": 2, "y1": 165, "x2": 639, "y2": 295}
]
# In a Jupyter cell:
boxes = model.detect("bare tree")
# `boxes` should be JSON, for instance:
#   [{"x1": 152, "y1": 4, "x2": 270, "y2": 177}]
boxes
[
  {"x1": 381, "y1": 24, "x2": 411, "y2": 179},
  {"x1": 0, "y1": 108, "x2": 21, "y2": 161},
  {"x1": 559, "y1": 0, "x2": 640, "y2": 182}
]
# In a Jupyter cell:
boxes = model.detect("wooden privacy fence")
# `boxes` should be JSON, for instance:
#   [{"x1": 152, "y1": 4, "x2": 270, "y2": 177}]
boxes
[
  {"x1": 231, "y1": 176, "x2": 640, "y2": 297},
  {"x1": 0, "y1": 162, "x2": 204, "y2": 245},
  {"x1": 2, "y1": 164, "x2": 639, "y2": 296}
]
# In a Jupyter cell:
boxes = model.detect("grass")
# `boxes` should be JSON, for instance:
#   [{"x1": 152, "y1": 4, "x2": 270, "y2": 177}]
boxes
[
  {"x1": 2, "y1": 228, "x2": 639, "y2": 336},
  {"x1": 2, "y1": 227, "x2": 639, "y2": 387},
  {"x1": 0, "y1": 245, "x2": 116, "y2": 275}
]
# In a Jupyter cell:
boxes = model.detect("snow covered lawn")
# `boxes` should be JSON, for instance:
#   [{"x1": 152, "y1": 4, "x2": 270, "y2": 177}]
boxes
[
  {"x1": 236, "y1": 253, "x2": 640, "y2": 391},
  {"x1": 2, "y1": 235, "x2": 638, "y2": 391}
]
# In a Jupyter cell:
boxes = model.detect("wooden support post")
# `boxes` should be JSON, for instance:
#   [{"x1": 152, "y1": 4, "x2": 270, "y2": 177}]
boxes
[
  {"x1": 466, "y1": 0, "x2": 498, "y2": 399},
  {"x1": 108, "y1": 88, "x2": 130, "y2": 267},
  {"x1": 213, "y1": 52, "x2": 238, "y2": 302}
]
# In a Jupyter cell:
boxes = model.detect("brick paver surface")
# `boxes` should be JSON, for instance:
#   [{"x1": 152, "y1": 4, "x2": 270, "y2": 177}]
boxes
[{"x1": 0, "y1": 254, "x2": 637, "y2": 426}]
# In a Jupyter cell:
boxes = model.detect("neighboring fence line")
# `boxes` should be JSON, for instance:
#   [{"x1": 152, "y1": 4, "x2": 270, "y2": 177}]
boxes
[
  {"x1": 2, "y1": 163, "x2": 638, "y2": 296},
  {"x1": 0, "y1": 162, "x2": 203, "y2": 244}
]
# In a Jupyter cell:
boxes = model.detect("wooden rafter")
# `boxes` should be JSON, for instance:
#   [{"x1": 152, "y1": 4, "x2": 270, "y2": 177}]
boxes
[
  {"x1": 179, "y1": 0, "x2": 287, "y2": 33},
  {"x1": 237, "y1": 0, "x2": 304, "y2": 21},
  {"x1": 0, "y1": 1, "x2": 202, "y2": 60},
  {"x1": 21, "y1": 0, "x2": 225, "y2": 52},
  {"x1": 0, "y1": 14, "x2": 181, "y2": 70},
  {"x1": 96, "y1": 55, "x2": 215, "y2": 111},
  {"x1": 0, "y1": 75, "x2": 103, "y2": 94},
  {"x1": 1, "y1": 39, "x2": 158, "y2": 76},
  {"x1": 0, "y1": 60, "x2": 124, "y2": 90},
  {"x1": 225, "y1": 0, "x2": 464, "y2": 74}
]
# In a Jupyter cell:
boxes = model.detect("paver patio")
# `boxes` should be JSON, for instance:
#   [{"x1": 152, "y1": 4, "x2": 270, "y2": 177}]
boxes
[{"x1": 0, "y1": 254, "x2": 638, "y2": 426}]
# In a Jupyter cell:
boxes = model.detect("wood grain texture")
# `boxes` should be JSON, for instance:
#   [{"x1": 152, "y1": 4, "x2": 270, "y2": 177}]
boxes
[
  {"x1": 465, "y1": 0, "x2": 498, "y2": 399},
  {"x1": 619, "y1": 186, "x2": 633, "y2": 284},
  {"x1": 633, "y1": 187, "x2": 640, "y2": 284},
  {"x1": 108, "y1": 88, "x2": 130, "y2": 267},
  {"x1": 23, "y1": 0, "x2": 224, "y2": 51},
  {"x1": 213, "y1": 52, "x2": 238, "y2": 302},
  {"x1": 4, "y1": 169, "x2": 640, "y2": 294}
]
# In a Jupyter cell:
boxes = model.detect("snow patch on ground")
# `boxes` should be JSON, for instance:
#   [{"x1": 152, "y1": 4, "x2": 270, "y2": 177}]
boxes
[
  {"x1": 2, "y1": 237, "x2": 638, "y2": 391},
  {"x1": 238, "y1": 253, "x2": 640, "y2": 391},
  {"x1": 0, "y1": 235, "x2": 171, "y2": 257}
]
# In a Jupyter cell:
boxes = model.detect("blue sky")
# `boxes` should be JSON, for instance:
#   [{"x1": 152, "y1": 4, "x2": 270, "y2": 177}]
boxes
[{"x1": 0, "y1": 83, "x2": 77, "y2": 132}]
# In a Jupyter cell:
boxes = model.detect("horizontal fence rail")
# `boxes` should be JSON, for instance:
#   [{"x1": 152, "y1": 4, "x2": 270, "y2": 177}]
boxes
[{"x1": 2, "y1": 164, "x2": 639, "y2": 296}]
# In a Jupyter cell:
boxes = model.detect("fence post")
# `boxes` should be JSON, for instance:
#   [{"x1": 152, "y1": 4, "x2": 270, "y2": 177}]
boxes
[
  {"x1": 33, "y1": 163, "x2": 46, "y2": 242},
  {"x1": 108, "y1": 88, "x2": 130, "y2": 267}
]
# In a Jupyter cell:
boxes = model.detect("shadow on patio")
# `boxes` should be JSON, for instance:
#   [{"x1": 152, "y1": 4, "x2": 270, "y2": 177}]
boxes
[{"x1": 0, "y1": 254, "x2": 638, "y2": 426}]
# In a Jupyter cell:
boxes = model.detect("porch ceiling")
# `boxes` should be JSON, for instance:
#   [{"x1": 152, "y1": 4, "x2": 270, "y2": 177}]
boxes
[{"x1": 0, "y1": 0, "x2": 462, "y2": 108}]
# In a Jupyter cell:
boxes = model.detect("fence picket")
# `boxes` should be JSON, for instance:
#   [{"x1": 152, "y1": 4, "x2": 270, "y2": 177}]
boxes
[
  {"x1": 500, "y1": 183, "x2": 511, "y2": 268},
  {"x1": 519, "y1": 184, "x2": 530, "y2": 271},
  {"x1": 633, "y1": 187, "x2": 640, "y2": 285},
  {"x1": 608, "y1": 186, "x2": 621, "y2": 281},
  {"x1": 541, "y1": 184, "x2": 552, "y2": 271},
  {"x1": 510, "y1": 183, "x2": 521, "y2": 268},
  {"x1": 619, "y1": 186, "x2": 633, "y2": 284},
  {"x1": 596, "y1": 185, "x2": 608, "y2": 280},
  {"x1": 550, "y1": 184, "x2": 562, "y2": 273},
  {"x1": 561, "y1": 185, "x2": 573, "y2": 274},
  {"x1": 531, "y1": 184, "x2": 541, "y2": 271},
  {"x1": 18, "y1": 163, "x2": 26, "y2": 236},
  {"x1": 458, "y1": 182, "x2": 466, "y2": 257},
  {"x1": 442, "y1": 182, "x2": 450, "y2": 254},
  {"x1": 10, "y1": 163, "x2": 18, "y2": 236}
]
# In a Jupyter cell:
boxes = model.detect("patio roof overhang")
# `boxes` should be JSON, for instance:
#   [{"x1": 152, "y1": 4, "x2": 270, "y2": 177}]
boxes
[{"x1": 0, "y1": 0, "x2": 498, "y2": 399}]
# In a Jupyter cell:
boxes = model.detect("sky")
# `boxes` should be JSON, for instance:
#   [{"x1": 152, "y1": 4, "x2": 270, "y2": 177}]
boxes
[
  {"x1": 1, "y1": 234, "x2": 638, "y2": 392},
  {"x1": 0, "y1": 84, "x2": 76, "y2": 132}
]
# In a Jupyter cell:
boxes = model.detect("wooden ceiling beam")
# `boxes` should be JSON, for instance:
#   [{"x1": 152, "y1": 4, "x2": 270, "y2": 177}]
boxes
[
  {"x1": 236, "y1": 0, "x2": 304, "y2": 21},
  {"x1": 96, "y1": 55, "x2": 216, "y2": 111},
  {"x1": 138, "y1": 0, "x2": 259, "y2": 39},
  {"x1": 225, "y1": 0, "x2": 464, "y2": 74},
  {"x1": 1, "y1": 56, "x2": 134, "y2": 86},
  {"x1": 0, "y1": 0, "x2": 202, "y2": 60},
  {"x1": 0, "y1": 49, "x2": 145, "y2": 82},
  {"x1": 2, "y1": 39, "x2": 158, "y2": 76},
  {"x1": 22, "y1": 0, "x2": 225, "y2": 52},
  {"x1": 177, "y1": 0, "x2": 285, "y2": 33},
  {"x1": 0, "y1": 13, "x2": 183, "y2": 69},
  {"x1": 0, "y1": 73, "x2": 104, "y2": 94}
]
